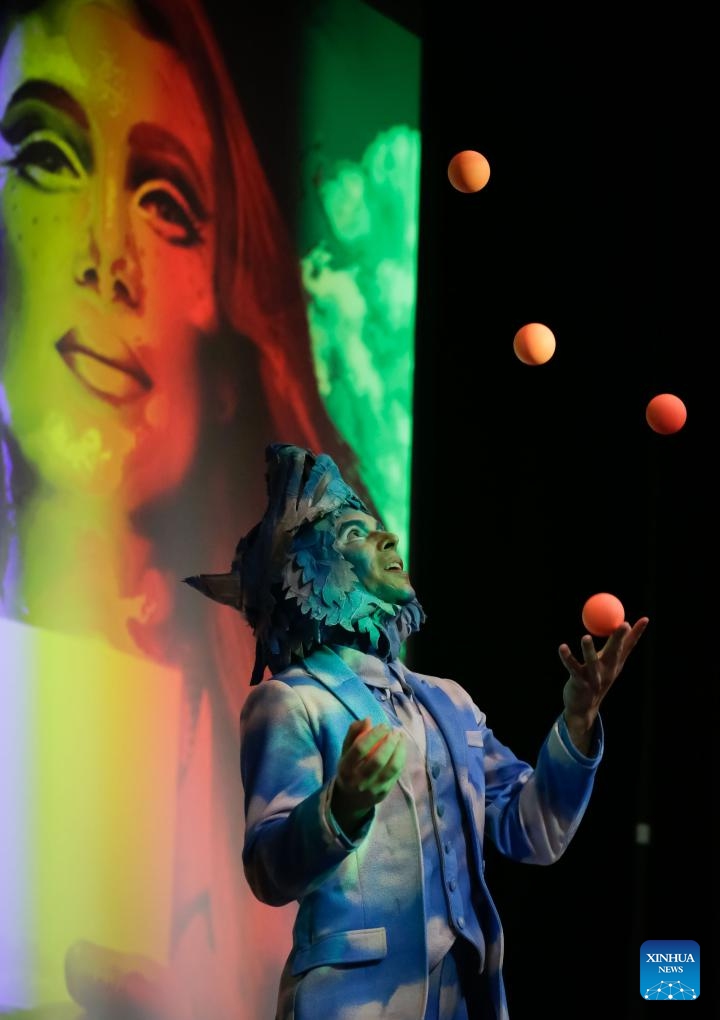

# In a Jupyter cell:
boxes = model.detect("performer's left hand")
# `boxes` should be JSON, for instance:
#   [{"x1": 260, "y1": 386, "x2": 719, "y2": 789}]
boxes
[{"x1": 558, "y1": 616, "x2": 649, "y2": 752}]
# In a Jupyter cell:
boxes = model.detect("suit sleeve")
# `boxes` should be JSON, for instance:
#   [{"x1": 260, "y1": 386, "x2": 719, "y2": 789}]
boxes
[
  {"x1": 479, "y1": 703, "x2": 604, "y2": 865},
  {"x1": 239, "y1": 677, "x2": 370, "y2": 906}
]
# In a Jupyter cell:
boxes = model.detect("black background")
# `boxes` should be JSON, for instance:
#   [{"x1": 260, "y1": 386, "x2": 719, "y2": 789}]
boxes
[{"x1": 406, "y1": 3, "x2": 712, "y2": 1018}]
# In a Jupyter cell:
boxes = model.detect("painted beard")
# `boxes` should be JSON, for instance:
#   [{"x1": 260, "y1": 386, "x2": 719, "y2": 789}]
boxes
[{"x1": 281, "y1": 516, "x2": 425, "y2": 661}]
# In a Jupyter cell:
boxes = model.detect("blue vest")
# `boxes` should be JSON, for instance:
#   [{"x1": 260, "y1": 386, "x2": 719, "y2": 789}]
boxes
[{"x1": 372, "y1": 659, "x2": 486, "y2": 970}]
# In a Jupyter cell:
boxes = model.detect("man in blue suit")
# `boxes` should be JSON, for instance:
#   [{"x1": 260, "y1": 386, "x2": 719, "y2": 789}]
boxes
[{"x1": 185, "y1": 443, "x2": 648, "y2": 1020}]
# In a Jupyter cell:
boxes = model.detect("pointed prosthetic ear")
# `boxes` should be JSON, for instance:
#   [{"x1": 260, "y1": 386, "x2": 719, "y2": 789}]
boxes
[{"x1": 183, "y1": 573, "x2": 242, "y2": 609}]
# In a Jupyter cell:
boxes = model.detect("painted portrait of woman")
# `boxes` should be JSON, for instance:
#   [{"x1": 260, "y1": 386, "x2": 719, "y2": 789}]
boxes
[{"x1": 0, "y1": 0, "x2": 391, "y2": 1016}]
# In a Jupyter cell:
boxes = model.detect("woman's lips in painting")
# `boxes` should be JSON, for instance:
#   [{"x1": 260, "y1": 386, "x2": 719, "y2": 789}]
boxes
[{"x1": 56, "y1": 329, "x2": 153, "y2": 405}]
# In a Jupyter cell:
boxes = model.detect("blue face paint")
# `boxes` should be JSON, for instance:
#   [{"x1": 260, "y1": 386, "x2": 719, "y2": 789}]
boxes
[{"x1": 184, "y1": 443, "x2": 424, "y2": 683}]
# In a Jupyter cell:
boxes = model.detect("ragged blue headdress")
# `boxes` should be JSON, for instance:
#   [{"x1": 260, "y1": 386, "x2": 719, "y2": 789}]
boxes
[{"x1": 184, "y1": 443, "x2": 424, "y2": 684}]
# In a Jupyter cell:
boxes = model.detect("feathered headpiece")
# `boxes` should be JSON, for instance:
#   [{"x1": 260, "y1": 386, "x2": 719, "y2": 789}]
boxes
[{"x1": 184, "y1": 443, "x2": 424, "y2": 684}]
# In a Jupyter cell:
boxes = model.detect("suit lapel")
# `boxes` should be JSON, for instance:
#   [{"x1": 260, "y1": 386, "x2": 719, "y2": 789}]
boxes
[
  {"x1": 301, "y1": 647, "x2": 417, "y2": 802},
  {"x1": 300, "y1": 645, "x2": 387, "y2": 727},
  {"x1": 403, "y1": 672, "x2": 468, "y2": 773},
  {"x1": 302, "y1": 648, "x2": 470, "y2": 772}
]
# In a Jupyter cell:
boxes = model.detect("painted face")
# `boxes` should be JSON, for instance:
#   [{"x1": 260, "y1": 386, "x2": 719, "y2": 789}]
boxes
[
  {"x1": 0, "y1": 0, "x2": 218, "y2": 506},
  {"x1": 333, "y1": 508, "x2": 415, "y2": 606}
]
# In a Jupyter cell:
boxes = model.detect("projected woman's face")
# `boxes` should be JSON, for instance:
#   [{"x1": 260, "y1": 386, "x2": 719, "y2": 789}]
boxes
[{"x1": 0, "y1": 0, "x2": 218, "y2": 506}]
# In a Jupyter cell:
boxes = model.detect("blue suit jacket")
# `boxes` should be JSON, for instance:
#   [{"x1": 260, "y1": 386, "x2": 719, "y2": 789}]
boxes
[{"x1": 240, "y1": 645, "x2": 602, "y2": 1019}]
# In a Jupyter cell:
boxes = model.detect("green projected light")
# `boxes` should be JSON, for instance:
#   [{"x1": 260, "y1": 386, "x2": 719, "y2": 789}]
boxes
[{"x1": 299, "y1": 0, "x2": 421, "y2": 558}]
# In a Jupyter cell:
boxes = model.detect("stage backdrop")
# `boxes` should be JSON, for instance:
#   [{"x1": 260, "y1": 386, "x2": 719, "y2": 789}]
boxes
[{"x1": 0, "y1": 1, "x2": 420, "y2": 1016}]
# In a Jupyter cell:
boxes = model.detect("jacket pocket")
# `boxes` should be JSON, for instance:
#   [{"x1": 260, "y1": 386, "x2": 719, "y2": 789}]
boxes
[{"x1": 290, "y1": 927, "x2": 387, "y2": 975}]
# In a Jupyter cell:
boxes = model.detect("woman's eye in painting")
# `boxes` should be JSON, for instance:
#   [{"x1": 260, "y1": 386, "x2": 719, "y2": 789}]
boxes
[
  {"x1": 2, "y1": 132, "x2": 84, "y2": 191},
  {"x1": 136, "y1": 179, "x2": 203, "y2": 246}
]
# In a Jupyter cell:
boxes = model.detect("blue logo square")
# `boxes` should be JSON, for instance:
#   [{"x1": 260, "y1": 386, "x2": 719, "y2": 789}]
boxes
[{"x1": 640, "y1": 940, "x2": 700, "y2": 1001}]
